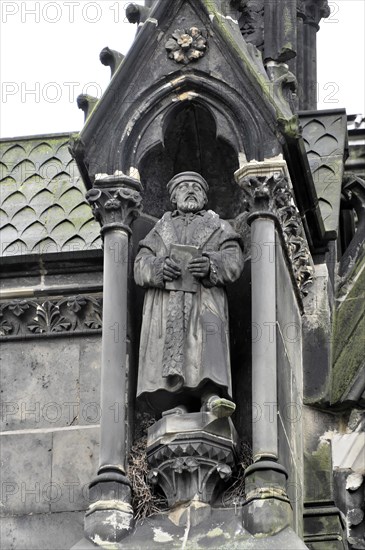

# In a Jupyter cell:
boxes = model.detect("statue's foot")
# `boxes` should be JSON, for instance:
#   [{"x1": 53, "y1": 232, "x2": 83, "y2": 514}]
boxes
[
  {"x1": 166, "y1": 374, "x2": 184, "y2": 392},
  {"x1": 162, "y1": 405, "x2": 188, "y2": 417},
  {"x1": 203, "y1": 396, "x2": 236, "y2": 418}
]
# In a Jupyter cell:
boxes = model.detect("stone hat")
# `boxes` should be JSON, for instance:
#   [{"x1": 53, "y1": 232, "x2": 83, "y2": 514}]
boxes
[{"x1": 167, "y1": 172, "x2": 209, "y2": 196}]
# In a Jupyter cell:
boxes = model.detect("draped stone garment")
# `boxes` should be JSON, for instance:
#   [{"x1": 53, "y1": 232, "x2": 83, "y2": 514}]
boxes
[{"x1": 134, "y1": 210, "x2": 244, "y2": 411}]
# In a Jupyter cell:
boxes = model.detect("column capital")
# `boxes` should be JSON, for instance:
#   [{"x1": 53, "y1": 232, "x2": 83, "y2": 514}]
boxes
[
  {"x1": 235, "y1": 157, "x2": 291, "y2": 216},
  {"x1": 235, "y1": 159, "x2": 314, "y2": 298},
  {"x1": 86, "y1": 173, "x2": 143, "y2": 234},
  {"x1": 298, "y1": 0, "x2": 331, "y2": 28}
]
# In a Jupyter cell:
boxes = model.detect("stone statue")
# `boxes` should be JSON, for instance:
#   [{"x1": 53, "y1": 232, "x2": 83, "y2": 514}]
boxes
[{"x1": 134, "y1": 172, "x2": 244, "y2": 416}]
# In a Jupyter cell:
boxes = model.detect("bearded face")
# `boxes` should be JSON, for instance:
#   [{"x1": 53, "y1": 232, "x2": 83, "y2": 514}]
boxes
[{"x1": 172, "y1": 181, "x2": 207, "y2": 213}]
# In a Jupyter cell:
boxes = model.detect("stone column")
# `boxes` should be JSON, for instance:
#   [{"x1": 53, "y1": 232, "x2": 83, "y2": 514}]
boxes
[
  {"x1": 235, "y1": 158, "x2": 313, "y2": 538},
  {"x1": 301, "y1": 0, "x2": 330, "y2": 110},
  {"x1": 264, "y1": 0, "x2": 297, "y2": 64},
  {"x1": 250, "y1": 215, "x2": 278, "y2": 461},
  {"x1": 84, "y1": 173, "x2": 142, "y2": 547}
]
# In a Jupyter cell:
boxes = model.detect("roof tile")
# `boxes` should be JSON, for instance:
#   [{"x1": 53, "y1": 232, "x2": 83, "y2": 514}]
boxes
[{"x1": 0, "y1": 134, "x2": 101, "y2": 257}]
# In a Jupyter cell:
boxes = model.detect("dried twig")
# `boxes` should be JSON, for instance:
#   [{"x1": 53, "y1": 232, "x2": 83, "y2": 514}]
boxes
[
  {"x1": 220, "y1": 440, "x2": 253, "y2": 506},
  {"x1": 127, "y1": 413, "x2": 168, "y2": 521}
]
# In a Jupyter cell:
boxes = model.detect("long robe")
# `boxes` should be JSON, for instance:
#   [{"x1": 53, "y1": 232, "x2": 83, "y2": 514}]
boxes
[{"x1": 134, "y1": 209, "x2": 244, "y2": 412}]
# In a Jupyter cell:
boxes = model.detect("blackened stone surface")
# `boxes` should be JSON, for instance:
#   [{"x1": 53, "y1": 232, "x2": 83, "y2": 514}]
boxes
[
  {"x1": 275, "y1": 235, "x2": 304, "y2": 536},
  {"x1": 332, "y1": 260, "x2": 365, "y2": 405},
  {"x1": 50, "y1": 427, "x2": 99, "y2": 513},
  {"x1": 73, "y1": 0, "x2": 284, "y2": 188},
  {"x1": 79, "y1": 336, "x2": 102, "y2": 418},
  {"x1": 0, "y1": 427, "x2": 99, "y2": 518},
  {"x1": 0, "y1": 432, "x2": 52, "y2": 516},
  {"x1": 0, "y1": 511, "x2": 85, "y2": 550},
  {"x1": 110, "y1": 505, "x2": 308, "y2": 549},
  {"x1": 302, "y1": 263, "x2": 333, "y2": 405},
  {"x1": 0, "y1": 337, "x2": 101, "y2": 431},
  {"x1": 303, "y1": 407, "x2": 338, "y2": 503},
  {"x1": 304, "y1": 507, "x2": 347, "y2": 550}
]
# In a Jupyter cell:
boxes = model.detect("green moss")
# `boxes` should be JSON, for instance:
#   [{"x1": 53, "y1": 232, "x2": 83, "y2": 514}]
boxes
[
  {"x1": 331, "y1": 258, "x2": 365, "y2": 403},
  {"x1": 304, "y1": 445, "x2": 332, "y2": 502},
  {"x1": 200, "y1": 0, "x2": 294, "y2": 127},
  {"x1": 332, "y1": 314, "x2": 365, "y2": 404},
  {"x1": 332, "y1": 264, "x2": 365, "y2": 362}
]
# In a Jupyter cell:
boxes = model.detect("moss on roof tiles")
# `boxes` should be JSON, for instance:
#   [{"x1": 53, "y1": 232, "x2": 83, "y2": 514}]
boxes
[{"x1": 0, "y1": 134, "x2": 101, "y2": 257}]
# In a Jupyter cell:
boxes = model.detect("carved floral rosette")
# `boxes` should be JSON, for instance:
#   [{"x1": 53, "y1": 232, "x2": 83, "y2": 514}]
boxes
[
  {"x1": 165, "y1": 27, "x2": 208, "y2": 65},
  {"x1": 238, "y1": 174, "x2": 314, "y2": 297},
  {"x1": 0, "y1": 295, "x2": 102, "y2": 339}
]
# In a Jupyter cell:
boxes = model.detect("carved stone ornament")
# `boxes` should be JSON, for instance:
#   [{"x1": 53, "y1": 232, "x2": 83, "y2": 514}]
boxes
[
  {"x1": 300, "y1": 0, "x2": 331, "y2": 26},
  {"x1": 165, "y1": 27, "x2": 208, "y2": 65},
  {"x1": 147, "y1": 417, "x2": 236, "y2": 507},
  {"x1": 238, "y1": 173, "x2": 314, "y2": 297},
  {"x1": 86, "y1": 185, "x2": 142, "y2": 234},
  {"x1": 233, "y1": 0, "x2": 264, "y2": 51},
  {"x1": 0, "y1": 295, "x2": 102, "y2": 340}
]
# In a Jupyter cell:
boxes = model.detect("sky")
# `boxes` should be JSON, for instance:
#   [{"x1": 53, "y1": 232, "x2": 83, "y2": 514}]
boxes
[{"x1": 0, "y1": 0, "x2": 364, "y2": 139}]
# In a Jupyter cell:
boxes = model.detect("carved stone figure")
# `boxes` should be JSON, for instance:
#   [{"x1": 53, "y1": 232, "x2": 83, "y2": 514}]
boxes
[{"x1": 134, "y1": 172, "x2": 244, "y2": 416}]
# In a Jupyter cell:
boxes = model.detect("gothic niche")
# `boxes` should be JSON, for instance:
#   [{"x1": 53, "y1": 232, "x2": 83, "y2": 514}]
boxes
[
  {"x1": 138, "y1": 101, "x2": 244, "y2": 220},
  {"x1": 131, "y1": 101, "x2": 252, "y2": 511}
]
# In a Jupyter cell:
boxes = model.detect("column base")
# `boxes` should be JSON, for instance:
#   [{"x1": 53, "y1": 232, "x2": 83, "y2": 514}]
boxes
[
  {"x1": 84, "y1": 470, "x2": 134, "y2": 547},
  {"x1": 243, "y1": 461, "x2": 295, "y2": 537},
  {"x1": 85, "y1": 502, "x2": 134, "y2": 549}
]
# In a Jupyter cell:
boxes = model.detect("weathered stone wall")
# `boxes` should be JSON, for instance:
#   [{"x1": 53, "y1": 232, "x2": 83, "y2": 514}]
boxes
[
  {"x1": 275, "y1": 233, "x2": 304, "y2": 536},
  {"x1": 0, "y1": 334, "x2": 101, "y2": 549}
]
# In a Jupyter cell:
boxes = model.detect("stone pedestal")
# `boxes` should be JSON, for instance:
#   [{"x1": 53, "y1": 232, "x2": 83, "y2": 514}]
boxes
[{"x1": 146, "y1": 413, "x2": 238, "y2": 507}]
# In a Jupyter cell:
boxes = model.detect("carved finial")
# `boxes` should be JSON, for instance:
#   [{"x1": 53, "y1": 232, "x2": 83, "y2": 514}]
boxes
[
  {"x1": 302, "y1": 0, "x2": 331, "y2": 27},
  {"x1": 125, "y1": 3, "x2": 151, "y2": 24},
  {"x1": 100, "y1": 47, "x2": 124, "y2": 77},
  {"x1": 77, "y1": 95, "x2": 98, "y2": 121}
]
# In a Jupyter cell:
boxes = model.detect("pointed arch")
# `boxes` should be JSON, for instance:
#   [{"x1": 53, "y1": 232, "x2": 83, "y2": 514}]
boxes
[{"x1": 108, "y1": 71, "x2": 267, "y2": 175}]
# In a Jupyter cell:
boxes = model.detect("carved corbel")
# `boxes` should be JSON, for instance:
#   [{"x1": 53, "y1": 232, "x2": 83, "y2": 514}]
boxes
[
  {"x1": 125, "y1": 3, "x2": 151, "y2": 25},
  {"x1": 99, "y1": 47, "x2": 124, "y2": 78},
  {"x1": 77, "y1": 94, "x2": 98, "y2": 122}
]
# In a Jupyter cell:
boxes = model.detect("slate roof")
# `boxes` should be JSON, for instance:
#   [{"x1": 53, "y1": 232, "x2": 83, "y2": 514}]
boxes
[
  {"x1": 0, "y1": 133, "x2": 102, "y2": 257},
  {"x1": 300, "y1": 109, "x2": 348, "y2": 239}
]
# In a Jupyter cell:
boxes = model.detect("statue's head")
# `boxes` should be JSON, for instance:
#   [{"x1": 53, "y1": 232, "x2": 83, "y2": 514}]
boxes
[{"x1": 167, "y1": 172, "x2": 208, "y2": 213}]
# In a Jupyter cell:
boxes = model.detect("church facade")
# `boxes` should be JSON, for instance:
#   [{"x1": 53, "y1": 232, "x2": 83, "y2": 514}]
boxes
[{"x1": 1, "y1": 1, "x2": 364, "y2": 548}]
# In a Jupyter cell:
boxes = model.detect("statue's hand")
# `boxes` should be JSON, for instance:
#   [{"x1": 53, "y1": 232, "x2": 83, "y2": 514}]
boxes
[
  {"x1": 163, "y1": 257, "x2": 181, "y2": 282},
  {"x1": 188, "y1": 256, "x2": 210, "y2": 279}
]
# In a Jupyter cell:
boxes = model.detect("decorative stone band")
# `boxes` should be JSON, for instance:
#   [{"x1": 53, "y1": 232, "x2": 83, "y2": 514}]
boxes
[
  {"x1": 85, "y1": 500, "x2": 134, "y2": 517},
  {"x1": 235, "y1": 160, "x2": 314, "y2": 299},
  {"x1": 245, "y1": 486, "x2": 290, "y2": 504},
  {"x1": 0, "y1": 295, "x2": 102, "y2": 340},
  {"x1": 86, "y1": 174, "x2": 143, "y2": 234}
]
